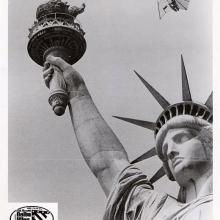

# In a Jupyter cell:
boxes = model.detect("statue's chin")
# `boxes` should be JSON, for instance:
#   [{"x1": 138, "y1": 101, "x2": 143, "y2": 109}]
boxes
[
  {"x1": 171, "y1": 160, "x2": 192, "y2": 185},
  {"x1": 173, "y1": 160, "x2": 212, "y2": 186}
]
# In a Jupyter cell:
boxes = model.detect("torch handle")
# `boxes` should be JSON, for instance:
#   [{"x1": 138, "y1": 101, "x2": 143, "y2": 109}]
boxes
[{"x1": 48, "y1": 65, "x2": 68, "y2": 116}]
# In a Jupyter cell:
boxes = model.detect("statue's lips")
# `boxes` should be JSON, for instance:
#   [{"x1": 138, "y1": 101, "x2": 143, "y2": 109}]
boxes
[{"x1": 171, "y1": 157, "x2": 184, "y2": 167}]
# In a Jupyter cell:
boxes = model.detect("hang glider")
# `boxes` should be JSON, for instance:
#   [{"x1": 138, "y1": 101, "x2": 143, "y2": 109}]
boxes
[{"x1": 157, "y1": 0, "x2": 190, "y2": 19}]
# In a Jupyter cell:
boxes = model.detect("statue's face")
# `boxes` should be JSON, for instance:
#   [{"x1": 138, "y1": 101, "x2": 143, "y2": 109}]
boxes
[{"x1": 162, "y1": 127, "x2": 212, "y2": 185}]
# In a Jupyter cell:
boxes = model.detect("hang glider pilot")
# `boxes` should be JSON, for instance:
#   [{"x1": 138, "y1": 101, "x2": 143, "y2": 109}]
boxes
[{"x1": 157, "y1": 0, "x2": 191, "y2": 19}]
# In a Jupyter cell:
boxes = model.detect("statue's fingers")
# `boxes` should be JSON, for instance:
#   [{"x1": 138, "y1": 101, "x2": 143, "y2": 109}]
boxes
[
  {"x1": 44, "y1": 75, "x2": 52, "y2": 88},
  {"x1": 43, "y1": 62, "x2": 50, "y2": 71},
  {"x1": 46, "y1": 55, "x2": 69, "y2": 71},
  {"x1": 43, "y1": 68, "x2": 54, "y2": 79}
]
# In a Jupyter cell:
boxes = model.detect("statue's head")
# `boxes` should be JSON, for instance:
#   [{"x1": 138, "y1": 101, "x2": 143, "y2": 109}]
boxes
[
  {"x1": 155, "y1": 115, "x2": 212, "y2": 185},
  {"x1": 114, "y1": 55, "x2": 213, "y2": 185}
]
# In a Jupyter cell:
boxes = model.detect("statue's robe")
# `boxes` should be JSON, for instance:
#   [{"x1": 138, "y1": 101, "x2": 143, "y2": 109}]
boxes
[{"x1": 103, "y1": 165, "x2": 212, "y2": 220}]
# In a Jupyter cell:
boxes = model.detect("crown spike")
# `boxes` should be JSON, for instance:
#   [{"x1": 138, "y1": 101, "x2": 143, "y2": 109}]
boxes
[
  {"x1": 181, "y1": 55, "x2": 192, "y2": 101},
  {"x1": 134, "y1": 70, "x2": 170, "y2": 109},
  {"x1": 131, "y1": 148, "x2": 157, "y2": 164},
  {"x1": 149, "y1": 167, "x2": 166, "y2": 183},
  {"x1": 113, "y1": 116, "x2": 155, "y2": 130},
  {"x1": 205, "y1": 91, "x2": 213, "y2": 111}
]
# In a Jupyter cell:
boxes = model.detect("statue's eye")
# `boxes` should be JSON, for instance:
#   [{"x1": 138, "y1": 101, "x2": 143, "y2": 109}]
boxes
[
  {"x1": 179, "y1": 135, "x2": 190, "y2": 143},
  {"x1": 174, "y1": 133, "x2": 193, "y2": 144}
]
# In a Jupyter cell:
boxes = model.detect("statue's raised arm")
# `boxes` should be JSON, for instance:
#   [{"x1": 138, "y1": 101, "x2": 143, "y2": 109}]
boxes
[{"x1": 43, "y1": 56, "x2": 130, "y2": 196}]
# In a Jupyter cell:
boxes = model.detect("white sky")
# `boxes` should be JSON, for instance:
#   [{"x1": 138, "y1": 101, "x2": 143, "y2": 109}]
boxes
[{"x1": 8, "y1": 0, "x2": 212, "y2": 219}]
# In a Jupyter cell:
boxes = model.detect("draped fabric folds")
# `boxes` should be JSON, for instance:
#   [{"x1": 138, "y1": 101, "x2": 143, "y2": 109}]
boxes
[{"x1": 103, "y1": 165, "x2": 212, "y2": 220}]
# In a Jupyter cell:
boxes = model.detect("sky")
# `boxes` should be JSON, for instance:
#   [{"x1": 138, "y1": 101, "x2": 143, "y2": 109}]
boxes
[{"x1": 8, "y1": 0, "x2": 212, "y2": 219}]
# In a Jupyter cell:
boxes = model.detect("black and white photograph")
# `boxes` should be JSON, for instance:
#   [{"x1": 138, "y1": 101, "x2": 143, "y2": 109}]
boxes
[{"x1": 4, "y1": 0, "x2": 217, "y2": 219}]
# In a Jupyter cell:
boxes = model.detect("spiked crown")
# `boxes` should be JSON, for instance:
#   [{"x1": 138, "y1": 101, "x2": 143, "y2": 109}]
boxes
[{"x1": 114, "y1": 55, "x2": 213, "y2": 183}]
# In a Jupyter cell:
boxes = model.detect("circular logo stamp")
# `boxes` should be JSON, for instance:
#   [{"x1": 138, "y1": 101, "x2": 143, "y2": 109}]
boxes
[{"x1": 10, "y1": 206, "x2": 54, "y2": 220}]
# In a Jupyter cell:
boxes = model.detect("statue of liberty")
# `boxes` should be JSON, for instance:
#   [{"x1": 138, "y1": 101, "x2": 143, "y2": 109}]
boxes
[{"x1": 42, "y1": 54, "x2": 212, "y2": 220}]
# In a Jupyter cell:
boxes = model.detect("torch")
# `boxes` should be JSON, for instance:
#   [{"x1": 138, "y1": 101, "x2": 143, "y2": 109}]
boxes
[{"x1": 28, "y1": 0, "x2": 86, "y2": 116}]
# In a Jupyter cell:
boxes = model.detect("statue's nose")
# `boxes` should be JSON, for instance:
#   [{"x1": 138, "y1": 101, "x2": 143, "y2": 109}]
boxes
[
  {"x1": 167, "y1": 151, "x2": 179, "y2": 160},
  {"x1": 167, "y1": 141, "x2": 179, "y2": 160}
]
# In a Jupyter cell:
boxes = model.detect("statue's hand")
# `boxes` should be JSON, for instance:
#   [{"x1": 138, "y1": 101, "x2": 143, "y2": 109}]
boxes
[{"x1": 43, "y1": 55, "x2": 89, "y2": 100}]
